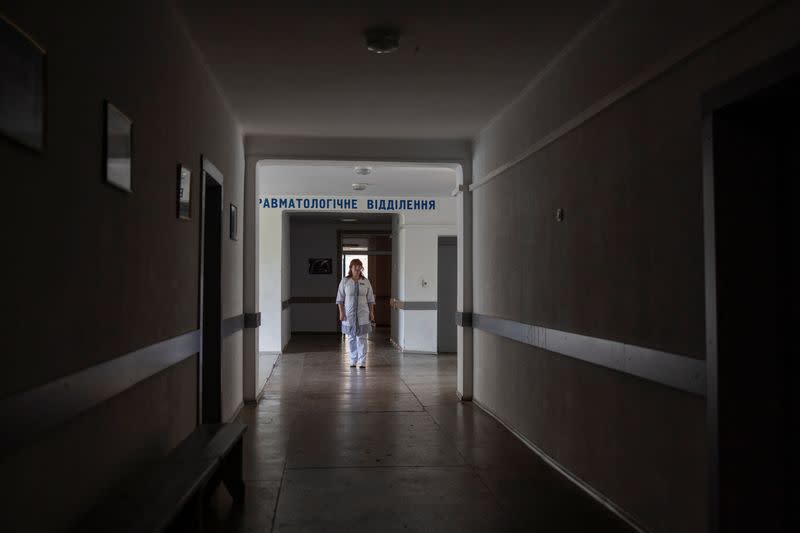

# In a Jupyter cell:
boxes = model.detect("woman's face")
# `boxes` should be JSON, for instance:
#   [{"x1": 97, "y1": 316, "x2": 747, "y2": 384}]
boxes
[{"x1": 350, "y1": 263, "x2": 363, "y2": 278}]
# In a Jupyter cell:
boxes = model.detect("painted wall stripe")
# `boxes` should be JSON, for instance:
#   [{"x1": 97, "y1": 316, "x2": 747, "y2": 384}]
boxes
[
  {"x1": 289, "y1": 296, "x2": 336, "y2": 304},
  {"x1": 222, "y1": 314, "x2": 244, "y2": 338},
  {"x1": 244, "y1": 312, "x2": 261, "y2": 328},
  {"x1": 390, "y1": 299, "x2": 437, "y2": 310},
  {"x1": 0, "y1": 330, "x2": 202, "y2": 455},
  {"x1": 471, "y1": 313, "x2": 705, "y2": 396},
  {"x1": 455, "y1": 311, "x2": 472, "y2": 327}
]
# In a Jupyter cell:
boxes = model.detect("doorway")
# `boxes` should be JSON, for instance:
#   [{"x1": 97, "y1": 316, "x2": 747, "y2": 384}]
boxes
[
  {"x1": 437, "y1": 236, "x2": 457, "y2": 353},
  {"x1": 704, "y1": 51, "x2": 797, "y2": 533},
  {"x1": 338, "y1": 231, "x2": 392, "y2": 333},
  {"x1": 200, "y1": 157, "x2": 223, "y2": 424}
]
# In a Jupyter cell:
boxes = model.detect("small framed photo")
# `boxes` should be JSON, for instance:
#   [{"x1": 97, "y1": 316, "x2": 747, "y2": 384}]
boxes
[
  {"x1": 104, "y1": 101, "x2": 132, "y2": 192},
  {"x1": 0, "y1": 15, "x2": 46, "y2": 152},
  {"x1": 176, "y1": 164, "x2": 191, "y2": 219},
  {"x1": 308, "y1": 258, "x2": 332, "y2": 275},
  {"x1": 229, "y1": 204, "x2": 238, "y2": 240}
]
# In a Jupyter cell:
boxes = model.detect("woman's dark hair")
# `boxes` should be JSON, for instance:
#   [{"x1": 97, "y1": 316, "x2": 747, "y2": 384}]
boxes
[{"x1": 346, "y1": 258, "x2": 364, "y2": 279}]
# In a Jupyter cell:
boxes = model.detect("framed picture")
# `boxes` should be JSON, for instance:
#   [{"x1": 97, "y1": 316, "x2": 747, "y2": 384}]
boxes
[
  {"x1": 104, "y1": 101, "x2": 132, "y2": 192},
  {"x1": 229, "y1": 204, "x2": 238, "y2": 240},
  {"x1": 177, "y1": 164, "x2": 191, "y2": 219},
  {"x1": 308, "y1": 258, "x2": 332, "y2": 275},
  {"x1": 0, "y1": 15, "x2": 46, "y2": 151}
]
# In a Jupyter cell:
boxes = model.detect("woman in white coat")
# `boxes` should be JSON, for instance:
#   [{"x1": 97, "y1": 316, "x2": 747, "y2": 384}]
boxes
[{"x1": 336, "y1": 258, "x2": 375, "y2": 368}]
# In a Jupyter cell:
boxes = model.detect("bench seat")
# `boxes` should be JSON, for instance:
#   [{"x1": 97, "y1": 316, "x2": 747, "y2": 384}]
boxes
[{"x1": 76, "y1": 423, "x2": 247, "y2": 533}]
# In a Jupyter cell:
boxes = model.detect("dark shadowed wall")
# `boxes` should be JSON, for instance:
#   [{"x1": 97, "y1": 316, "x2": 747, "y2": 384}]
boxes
[
  {"x1": 0, "y1": 1, "x2": 244, "y2": 530},
  {"x1": 471, "y1": 1, "x2": 800, "y2": 531}
]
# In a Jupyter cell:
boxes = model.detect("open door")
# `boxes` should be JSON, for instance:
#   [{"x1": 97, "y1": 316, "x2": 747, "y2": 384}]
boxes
[
  {"x1": 704, "y1": 51, "x2": 798, "y2": 533},
  {"x1": 199, "y1": 157, "x2": 223, "y2": 424}
]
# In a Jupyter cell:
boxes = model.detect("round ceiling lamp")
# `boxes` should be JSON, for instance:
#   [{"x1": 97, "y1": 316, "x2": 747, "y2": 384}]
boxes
[
  {"x1": 352, "y1": 183, "x2": 367, "y2": 191},
  {"x1": 364, "y1": 26, "x2": 400, "y2": 54},
  {"x1": 354, "y1": 166, "x2": 372, "y2": 176}
]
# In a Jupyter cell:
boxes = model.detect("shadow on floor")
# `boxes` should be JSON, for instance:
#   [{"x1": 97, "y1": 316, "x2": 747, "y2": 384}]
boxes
[{"x1": 203, "y1": 333, "x2": 632, "y2": 533}]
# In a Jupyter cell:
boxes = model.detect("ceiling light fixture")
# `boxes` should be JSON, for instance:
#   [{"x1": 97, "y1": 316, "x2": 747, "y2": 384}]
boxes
[
  {"x1": 364, "y1": 26, "x2": 400, "y2": 54},
  {"x1": 341, "y1": 218, "x2": 357, "y2": 222},
  {"x1": 354, "y1": 166, "x2": 372, "y2": 176},
  {"x1": 352, "y1": 183, "x2": 367, "y2": 191}
]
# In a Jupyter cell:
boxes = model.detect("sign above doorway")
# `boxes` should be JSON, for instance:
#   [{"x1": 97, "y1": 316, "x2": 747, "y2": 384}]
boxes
[{"x1": 258, "y1": 196, "x2": 437, "y2": 212}]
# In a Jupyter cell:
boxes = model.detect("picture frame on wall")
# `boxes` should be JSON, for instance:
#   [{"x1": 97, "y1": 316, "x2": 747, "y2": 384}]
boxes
[
  {"x1": 229, "y1": 204, "x2": 238, "y2": 240},
  {"x1": 177, "y1": 164, "x2": 191, "y2": 219},
  {"x1": 0, "y1": 15, "x2": 46, "y2": 152},
  {"x1": 104, "y1": 101, "x2": 133, "y2": 192},
  {"x1": 308, "y1": 258, "x2": 333, "y2": 275}
]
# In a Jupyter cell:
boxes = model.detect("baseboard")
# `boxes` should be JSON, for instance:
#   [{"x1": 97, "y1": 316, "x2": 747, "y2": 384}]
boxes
[
  {"x1": 245, "y1": 353, "x2": 281, "y2": 405},
  {"x1": 471, "y1": 398, "x2": 646, "y2": 533},
  {"x1": 388, "y1": 337, "x2": 437, "y2": 355}
]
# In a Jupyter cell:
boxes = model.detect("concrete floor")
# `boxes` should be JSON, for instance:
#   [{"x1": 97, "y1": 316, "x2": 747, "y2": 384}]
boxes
[{"x1": 205, "y1": 330, "x2": 632, "y2": 532}]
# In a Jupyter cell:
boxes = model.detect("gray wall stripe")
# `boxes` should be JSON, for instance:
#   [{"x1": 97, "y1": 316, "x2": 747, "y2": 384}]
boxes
[
  {"x1": 471, "y1": 313, "x2": 705, "y2": 396},
  {"x1": 393, "y1": 301, "x2": 437, "y2": 310},
  {"x1": 0, "y1": 330, "x2": 201, "y2": 455},
  {"x1": 244, "y1": 312, "x2": 261, "y2": 328},
  {"x1": 403, "y1": 301, "x2": 437, "y2": 310},
  {"x1": 222, "y1": 314, "x2": 244, "y2": 338}
]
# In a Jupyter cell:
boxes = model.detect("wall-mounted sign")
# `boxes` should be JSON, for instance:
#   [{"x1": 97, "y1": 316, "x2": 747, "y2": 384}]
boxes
[
  {"x1": 104, "y1": 101, "x2": 132, "y2": 192},
  {"x1": 0, "y1": 15, "x2": 46, "y2": 152},
  {"x1": 177, "y1": 164, "x2": 191, "y2": 219},
  {"x1": 308, "y1": 258, "x2": 332, "y2": 274},
  {"x1": 230, "y1": 204, "x2": 238, "y2": 240},
  {"x1": 258, "y1": 196, "x2": 437, "y2": 212}
]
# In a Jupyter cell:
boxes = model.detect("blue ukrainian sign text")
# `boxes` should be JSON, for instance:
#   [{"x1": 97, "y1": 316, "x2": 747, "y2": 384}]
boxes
[{"x1": 257, "y1": 197, "x2": 437, "y2": 211}]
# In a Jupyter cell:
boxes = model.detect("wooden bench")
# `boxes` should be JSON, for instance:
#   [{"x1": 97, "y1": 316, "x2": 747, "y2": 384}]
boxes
[{"x1": 76, "y1": 423, "x2": 247, "y2": 533}]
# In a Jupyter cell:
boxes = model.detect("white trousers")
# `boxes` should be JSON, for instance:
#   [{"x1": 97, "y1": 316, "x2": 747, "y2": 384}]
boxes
[{"x1": 347, "y1": 334, "x2": 367, "y2": 365}]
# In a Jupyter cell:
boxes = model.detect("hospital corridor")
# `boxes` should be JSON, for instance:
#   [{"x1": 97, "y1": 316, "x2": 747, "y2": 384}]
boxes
[{"x1": 1, "y1": 1, "x2": 797, "y2": 532}]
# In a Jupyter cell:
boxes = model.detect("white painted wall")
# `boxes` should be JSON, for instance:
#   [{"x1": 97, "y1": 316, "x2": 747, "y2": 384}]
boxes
[
  {"x1": 281, "y1": 212, "x2": 291, "y2": 347},
  {"x1": 394, "y1": 201, "x2": 457, "y2": 353},
  {"x1": 258, "y1": 209, "x2": 285, "y2": 353}
]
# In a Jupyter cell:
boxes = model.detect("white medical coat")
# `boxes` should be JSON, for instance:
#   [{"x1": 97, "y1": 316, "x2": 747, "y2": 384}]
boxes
[{"x1": 336, "y1": 276, "x2": 375, "y2": 336}]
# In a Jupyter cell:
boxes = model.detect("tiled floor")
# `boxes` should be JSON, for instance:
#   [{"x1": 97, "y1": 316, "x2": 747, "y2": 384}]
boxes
[{"x1": 205, "y1": 330, "x2": 631, "y2": 532}]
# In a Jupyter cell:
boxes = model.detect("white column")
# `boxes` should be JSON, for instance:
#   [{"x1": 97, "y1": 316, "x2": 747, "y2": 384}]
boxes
[
  {"x1": 258, "y1": 209, "x2": 285, "y2": 353},
  {"x1": 456, "y1": 164, "x2": 473, "y2": 400},
  {"x1": 243, "y1": 156, "x2": 260, "y2": 402}
]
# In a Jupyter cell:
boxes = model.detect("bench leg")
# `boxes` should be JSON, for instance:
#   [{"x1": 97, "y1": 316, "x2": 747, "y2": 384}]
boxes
[
  {"x1": 222, "y1": 438, "x2": 246, "y2": 503},
  {"x1": 175, "y1": 491, "x2": 205, "y2": 533}
]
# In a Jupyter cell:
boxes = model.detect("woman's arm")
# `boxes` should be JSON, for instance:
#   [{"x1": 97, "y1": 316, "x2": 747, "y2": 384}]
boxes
[
  {"x1": 336, "y1": 280, "x2": 346, "y2": 321},
  {"x1": 366, "y1": 281, "x2": 376, "y2": 322}
]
